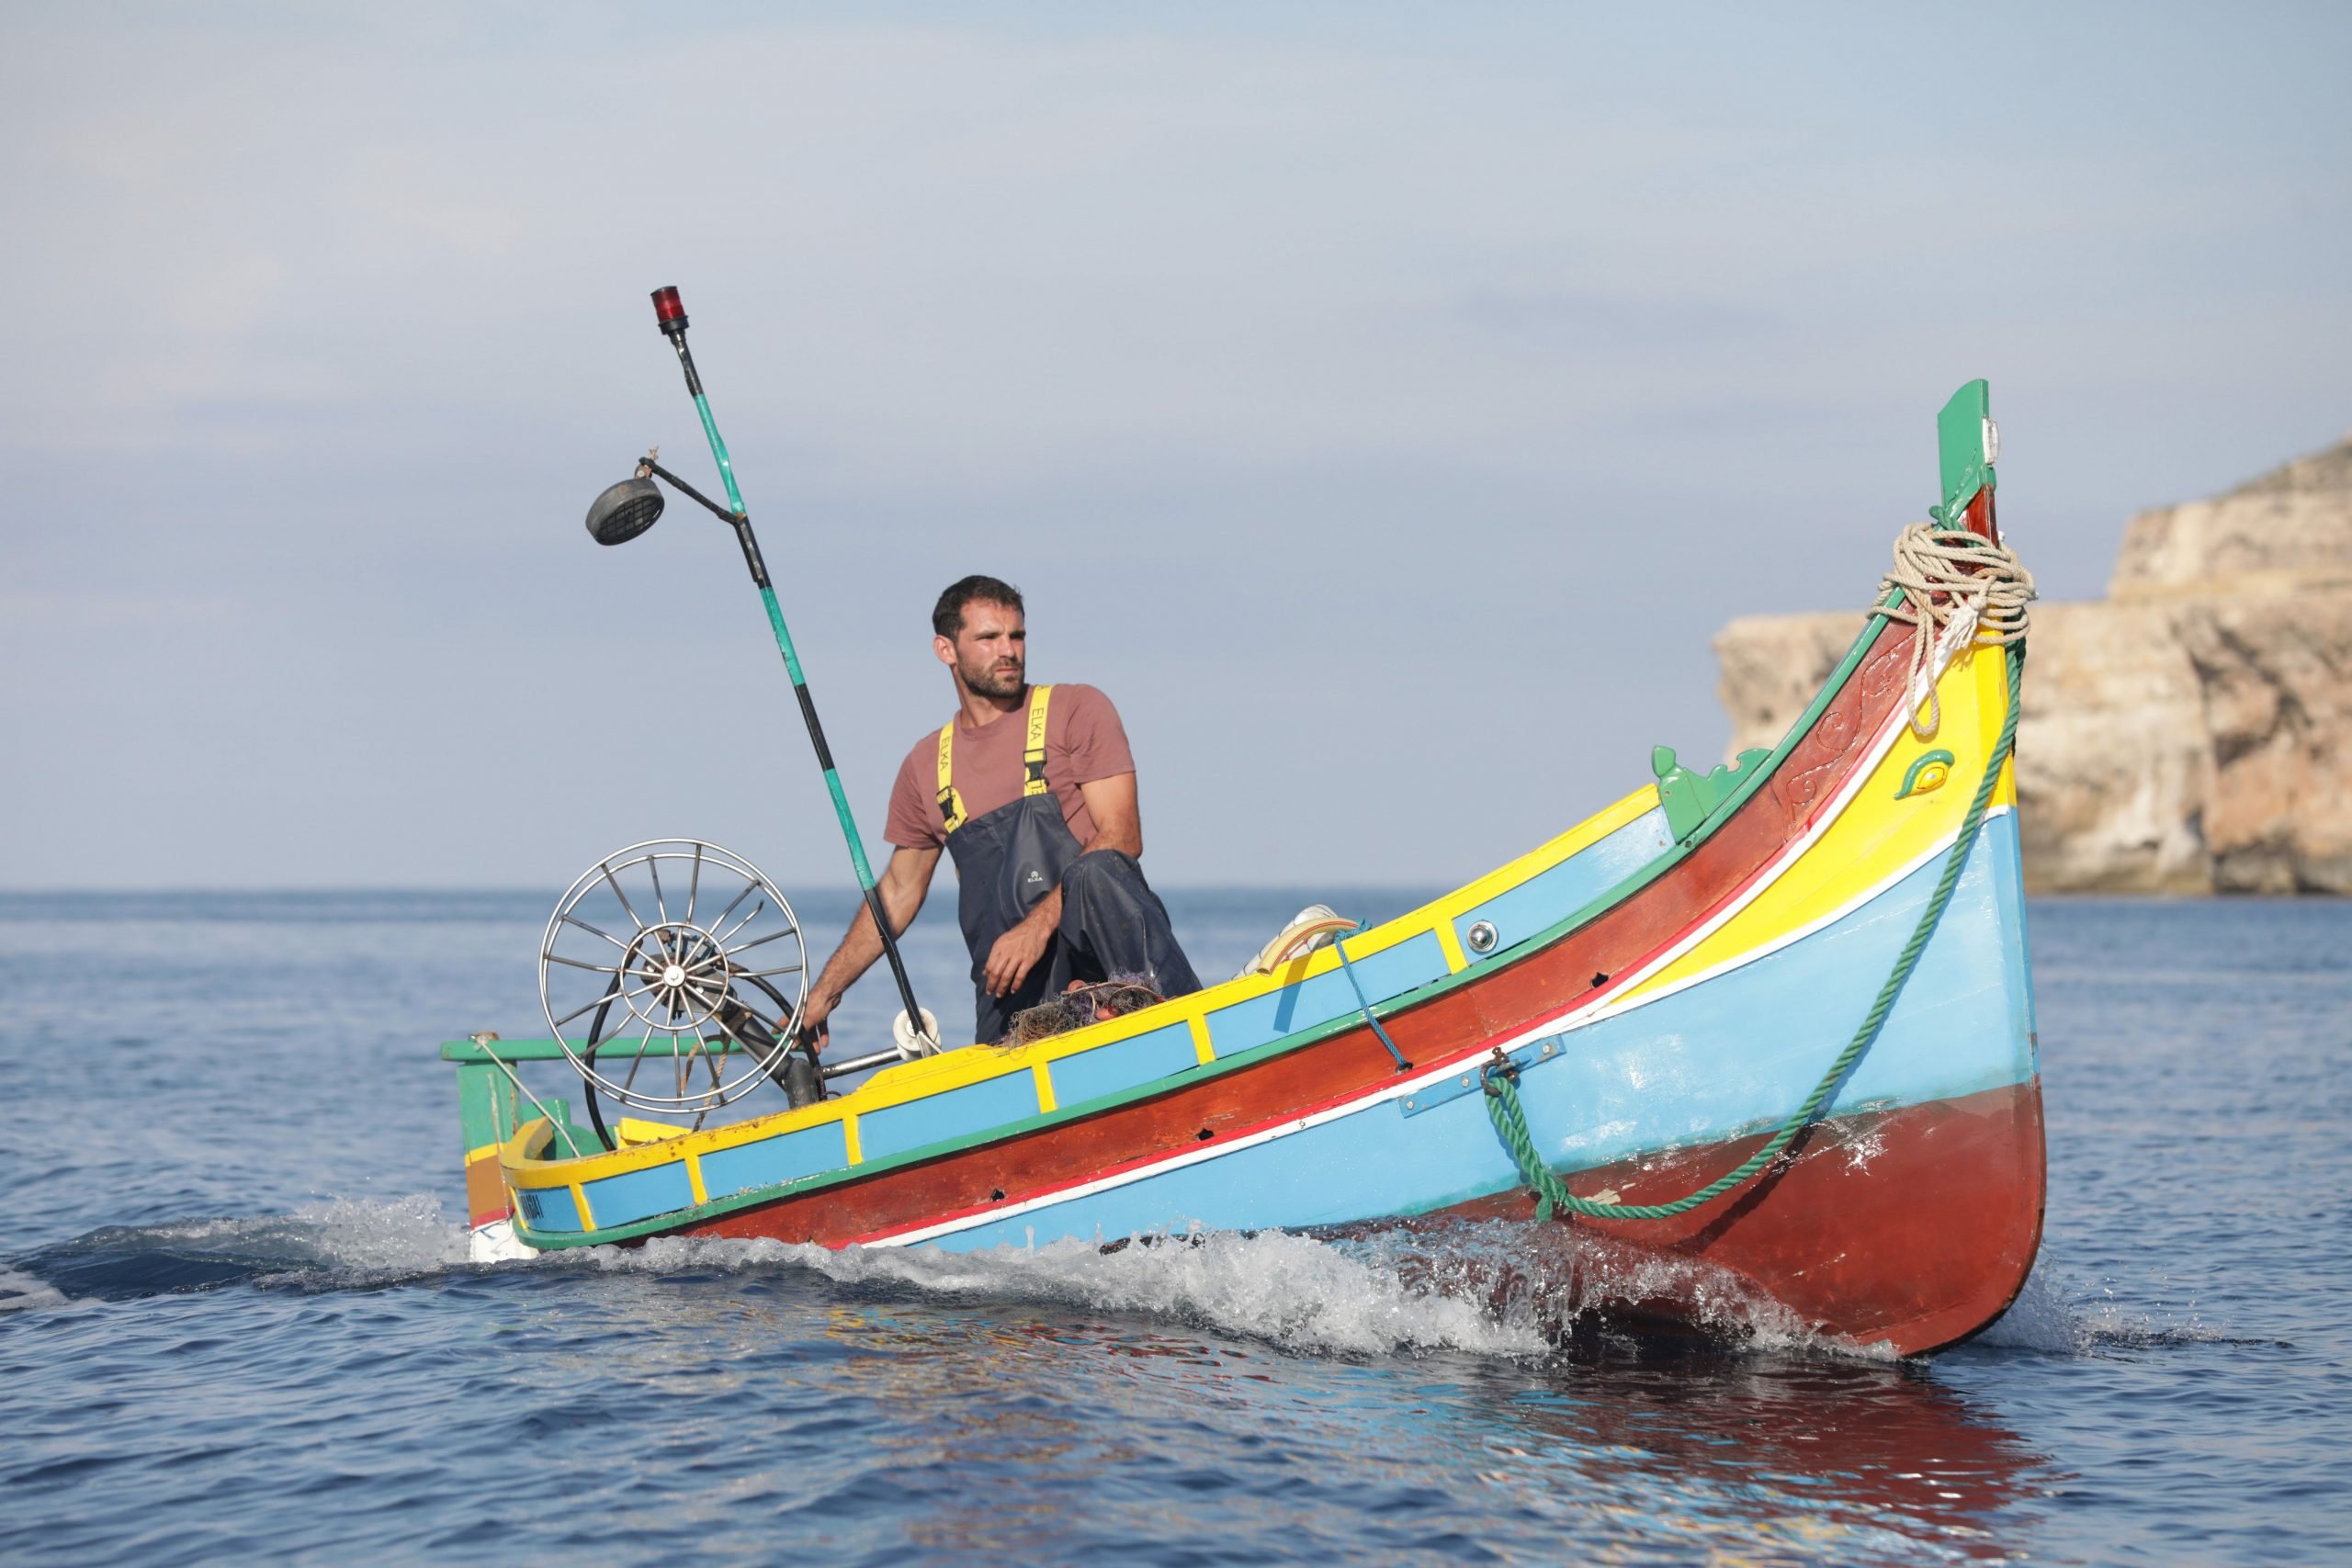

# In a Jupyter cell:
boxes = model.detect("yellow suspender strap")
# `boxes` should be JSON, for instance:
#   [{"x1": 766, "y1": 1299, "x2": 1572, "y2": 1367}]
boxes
[
  {"x1": 936, "y1": 685, "x2": 1051, "y2": 836},
  {"x1": 934, "y1": 723, "x2": 966, "y2": 835},
  {"x1": 1023, "y1": 685, "x2": 1054, "y2": 797}
]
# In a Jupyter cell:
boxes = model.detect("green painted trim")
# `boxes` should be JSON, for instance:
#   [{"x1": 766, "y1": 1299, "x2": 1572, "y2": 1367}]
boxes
[
  {"x1": 1653, "y1": 746, "x2": 1772, "y2": 842},
  {"x1": 1935, "y1": 379, "x2": 1996, "y2": 525},
  {"x1": 510, "y1": 608, "x2": 1907, "y2": 1250},
  {"x1": 1896, "y1": 749, "x2": 1958, "y2": 800}
]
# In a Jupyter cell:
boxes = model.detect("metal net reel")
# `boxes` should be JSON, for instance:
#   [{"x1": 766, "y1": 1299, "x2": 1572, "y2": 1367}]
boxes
[{"x1": 538, "y1": 839, "x2": 808, "y2": 1116}]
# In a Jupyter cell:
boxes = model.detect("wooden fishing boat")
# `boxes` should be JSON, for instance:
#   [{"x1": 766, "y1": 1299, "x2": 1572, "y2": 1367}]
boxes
[{"x1": 446, "y1": 380, "x2": 2042, "y2": 1356}]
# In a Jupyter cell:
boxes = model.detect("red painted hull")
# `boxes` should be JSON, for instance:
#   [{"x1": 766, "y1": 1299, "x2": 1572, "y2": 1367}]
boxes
[{"x1": 1371, "y1": 1080, "x2": 2047, "y2": 1357}]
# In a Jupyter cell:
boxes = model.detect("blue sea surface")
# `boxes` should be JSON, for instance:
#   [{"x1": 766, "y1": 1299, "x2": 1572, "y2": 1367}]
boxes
[{"x1": 2, "y1": 889, "x2": 2347, "y2": 1563}]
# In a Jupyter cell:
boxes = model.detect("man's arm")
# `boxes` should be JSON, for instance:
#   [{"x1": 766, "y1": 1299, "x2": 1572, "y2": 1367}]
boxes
[
  {"x1": 1075, "y1": 771, "x2": 1142, "y2": 858},
  {"x1": 980, "y1": 772, "x2": 1140, "y2": 997},
  {"x1": 799, "y1": 844, "x2": 941, "y2": 1051}
]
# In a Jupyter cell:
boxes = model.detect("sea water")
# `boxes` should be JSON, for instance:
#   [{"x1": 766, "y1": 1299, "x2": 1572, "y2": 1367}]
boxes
[{"x1": 1, "y1": 889, "x2": 2346, "y2": 1563}]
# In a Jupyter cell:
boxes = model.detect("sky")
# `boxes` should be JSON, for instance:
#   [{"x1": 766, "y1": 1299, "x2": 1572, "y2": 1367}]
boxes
[{"x1": 4, "y1": 1, "x2": 2348, "y2": 894}]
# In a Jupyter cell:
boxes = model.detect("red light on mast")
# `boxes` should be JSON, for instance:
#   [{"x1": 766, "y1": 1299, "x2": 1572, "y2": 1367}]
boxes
[{"x1": 650, "y1": 286, "x2": 688, "y2": 336}]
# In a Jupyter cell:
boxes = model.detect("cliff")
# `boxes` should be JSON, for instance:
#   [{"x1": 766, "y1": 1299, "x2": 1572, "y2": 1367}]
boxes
[{"x1": 1713, "y1": 437, "x2": 2352, "y2": 893}]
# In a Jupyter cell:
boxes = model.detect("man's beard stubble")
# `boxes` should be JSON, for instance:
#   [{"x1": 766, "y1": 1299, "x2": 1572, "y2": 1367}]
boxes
[{"x1": 962, "y1": 656, "x2": 1024, "y2": 700}]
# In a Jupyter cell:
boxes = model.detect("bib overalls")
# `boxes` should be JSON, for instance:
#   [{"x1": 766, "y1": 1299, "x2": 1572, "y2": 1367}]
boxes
[{"x1": 936, "y1": 684, "x2": 1203, "y2": 1043}]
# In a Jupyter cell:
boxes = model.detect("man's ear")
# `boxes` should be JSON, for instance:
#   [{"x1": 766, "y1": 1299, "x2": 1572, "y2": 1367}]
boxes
[{"x1": 933, "y1": 633, "x2": 957, "y2": 669}]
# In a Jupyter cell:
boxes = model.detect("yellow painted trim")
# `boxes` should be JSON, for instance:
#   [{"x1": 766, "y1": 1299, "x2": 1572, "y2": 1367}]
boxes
[
  {"x1": 502, "y1": 1100, "x2": 868, "y2": 1184},
  {"x1": 465, "y1": 1141, "x2": 501, "y2": 1167},
  {"x1": 1434, "y1": 920, "x2": 1469, "y2": 974},
  {"x1": 863, "y1": 982, "x2": 1191, "y2": 1093},
  {"x1": 1975, "y1": 631, "x2": 2020, "y2": 812},
  {"x1": 570, "y1": 1182, "x2": 594, "y2": 1230},
  {"x1": 503, "y1": 1118, "x2": 554, "y2": 1176},
  {"x1": 685, "y1": 1156, "x2": 709, "y2": 1206},
  {"x1": 502, "y1": 779, "x2": 1672, "y2": 1190},
  {"x1": 1031, "y1": 1062, "x2": 1057, "y2": 1113}
]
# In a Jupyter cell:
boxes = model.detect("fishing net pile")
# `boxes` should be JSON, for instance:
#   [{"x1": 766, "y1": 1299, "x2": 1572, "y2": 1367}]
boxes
[{"x1": 1005, "y1": 976, "x2": 1167, "y2": 1045}]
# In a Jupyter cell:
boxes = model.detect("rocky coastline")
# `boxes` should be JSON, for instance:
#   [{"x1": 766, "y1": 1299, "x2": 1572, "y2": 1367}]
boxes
[{"x1": 1713, "y1": 438, "x2": 2352, "y2": 893}]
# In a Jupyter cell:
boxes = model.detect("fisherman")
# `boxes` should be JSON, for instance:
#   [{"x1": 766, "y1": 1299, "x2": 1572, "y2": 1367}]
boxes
[{"x1": 798, "y1": 575, "x2": 1203, "y2": 1051}]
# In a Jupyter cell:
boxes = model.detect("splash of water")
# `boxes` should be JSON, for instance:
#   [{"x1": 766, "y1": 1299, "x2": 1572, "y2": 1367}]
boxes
[
  {"x1": 1971, "y1": 1262, "x2": 2253, "y2": 1355},
  {"x1": 547, "y1": 1217, "x2": 1887, "y2": 1360},
  {"x1": 1341, "y1": 1218, "x2": 1866, "y2": 1357},
  {"x1": 1971, "y1": 1265, "x2": 2082, "y2": 1351}
]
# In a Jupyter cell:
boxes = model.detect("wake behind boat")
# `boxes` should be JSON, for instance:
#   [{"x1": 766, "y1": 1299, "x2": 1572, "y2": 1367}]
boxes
[{"x1": 445, "y1": 292, "x2": 2041, "y2": 1357}]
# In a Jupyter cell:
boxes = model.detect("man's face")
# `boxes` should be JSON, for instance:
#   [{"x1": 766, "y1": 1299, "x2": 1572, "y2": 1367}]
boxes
[{"x1": 938, "y1": 600, "x2": 1025, "y2": 699}]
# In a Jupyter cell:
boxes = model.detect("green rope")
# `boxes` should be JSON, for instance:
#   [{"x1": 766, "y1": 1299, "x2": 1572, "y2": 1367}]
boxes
[{"x1": 1484, "y1": 640, "x2": 2024, "y2": 1223}]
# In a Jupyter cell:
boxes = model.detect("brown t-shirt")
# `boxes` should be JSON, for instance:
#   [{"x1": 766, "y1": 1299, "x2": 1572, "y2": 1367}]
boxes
[{"x1": 884, "y1": 683, "x2": 1136, "y2": 852}]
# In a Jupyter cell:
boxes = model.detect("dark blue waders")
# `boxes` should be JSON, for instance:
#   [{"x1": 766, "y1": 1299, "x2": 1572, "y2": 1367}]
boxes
[{"x1": 936, "y1": 685, "x2": 1203, "y2": 1043}]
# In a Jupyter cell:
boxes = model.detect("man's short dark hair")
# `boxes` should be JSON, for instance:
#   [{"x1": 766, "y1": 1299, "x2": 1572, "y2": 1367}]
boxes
[{"x1": 933, "y1": 575, "x2": 1024, "y2": 638}]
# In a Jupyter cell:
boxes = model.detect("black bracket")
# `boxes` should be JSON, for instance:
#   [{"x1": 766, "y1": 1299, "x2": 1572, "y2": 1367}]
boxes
[{"x1": 639, "y1": 456, "x2": 742, "y2": 525}]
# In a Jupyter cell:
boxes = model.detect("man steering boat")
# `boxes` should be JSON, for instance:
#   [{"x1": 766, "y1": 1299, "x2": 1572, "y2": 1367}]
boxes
[{"x1": 798, "y1": 575, "x2": 1203, "y2": 1052}]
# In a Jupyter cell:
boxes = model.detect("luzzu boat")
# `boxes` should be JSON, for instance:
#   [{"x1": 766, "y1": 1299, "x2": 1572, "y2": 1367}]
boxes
[{"x1": 446, "y1": 379, "x2": 2043, "y2": 1357}]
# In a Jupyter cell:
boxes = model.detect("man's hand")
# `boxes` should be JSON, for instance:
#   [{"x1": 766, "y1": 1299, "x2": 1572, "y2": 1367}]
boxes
[
  {"x1": 983, "y1": 903, "x2": 1057, "y2": 997},
  {"x1": 800, "y1": 846, "x2": 939, "y2": 1053},
  {"x1": 796, "y1": 990, "x2": 836, "y2": 1055}
]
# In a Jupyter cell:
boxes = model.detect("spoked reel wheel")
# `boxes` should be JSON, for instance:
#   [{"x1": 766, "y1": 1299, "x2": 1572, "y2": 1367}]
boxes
[{"x1": 538, "y1": 839, "x2": 808, "y2": 1118}]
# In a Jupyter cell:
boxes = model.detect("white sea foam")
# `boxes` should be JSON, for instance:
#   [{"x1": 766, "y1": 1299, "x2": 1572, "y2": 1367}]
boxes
[
  {"x1": 17, "y1": 1190, "x2": 2137, "y2": 1364},
  {"x1": 0, "y1": 1266, "x2": 83, "y2": 1314},
  {"x1": 550, "y1": 1218, "x2": 1901, "y2": 1360},
  {"x1": 571, "y1": 1225, "x2": 1554, "y2": 1358},
  {"x1": 187, "y1": 1194, "x2": 472, "y2": 1269}
]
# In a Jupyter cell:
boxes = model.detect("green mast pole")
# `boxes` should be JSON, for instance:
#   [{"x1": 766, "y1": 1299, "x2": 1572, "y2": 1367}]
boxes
[{"x1": 648, "y1": 286, "x2": 930, "y2": 1048}]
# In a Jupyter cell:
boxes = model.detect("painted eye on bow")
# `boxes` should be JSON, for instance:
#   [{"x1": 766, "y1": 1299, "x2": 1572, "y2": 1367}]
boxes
[{"x1": 1896, "y1": 750, "x2": 1958, "y2": 799}]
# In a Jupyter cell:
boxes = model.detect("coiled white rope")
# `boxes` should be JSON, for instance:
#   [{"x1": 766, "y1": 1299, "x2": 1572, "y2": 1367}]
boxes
[{"x1": 1877, "y1": 524, "x2": 2038, "y2": 738}]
